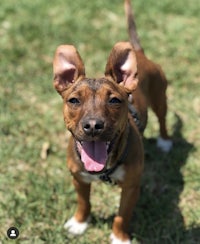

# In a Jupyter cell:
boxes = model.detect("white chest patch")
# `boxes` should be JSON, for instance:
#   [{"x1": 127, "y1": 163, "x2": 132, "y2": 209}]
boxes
[{"x1": 80, "y1": 165, "x2": 125, "y2": 184}]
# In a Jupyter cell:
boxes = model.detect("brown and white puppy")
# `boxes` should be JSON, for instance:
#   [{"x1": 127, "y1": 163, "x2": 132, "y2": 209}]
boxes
[{"x1": 53, "y1": 42, "x2": 143, "y2": 243}]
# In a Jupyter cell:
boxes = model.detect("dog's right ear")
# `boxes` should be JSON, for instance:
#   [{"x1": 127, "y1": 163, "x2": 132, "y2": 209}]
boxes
[{"x1": 53, "y1": 45, "x2": 85, "y2": 94}]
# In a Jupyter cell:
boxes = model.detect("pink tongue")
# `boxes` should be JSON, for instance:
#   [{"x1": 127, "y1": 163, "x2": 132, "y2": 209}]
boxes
[{"x1": 81, "y1": 141, "x2": 107, "y2": 172}]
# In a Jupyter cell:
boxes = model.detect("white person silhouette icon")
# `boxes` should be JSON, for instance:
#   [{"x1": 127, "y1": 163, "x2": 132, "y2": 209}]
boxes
[{"x1": 7, "y1": 227, "x2": 19, "y2": 239}]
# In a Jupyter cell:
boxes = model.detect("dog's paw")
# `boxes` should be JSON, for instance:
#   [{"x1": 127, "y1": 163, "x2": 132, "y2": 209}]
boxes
[
  {"x1": 64, "y1": 216, "x2": 90, "y2": 235},
  {"x1": 157, "y1": 137, "x2": 173, "y2": 152},
  {"x1": 110, "y1": 233, "x2": 132, "y2": 244}
]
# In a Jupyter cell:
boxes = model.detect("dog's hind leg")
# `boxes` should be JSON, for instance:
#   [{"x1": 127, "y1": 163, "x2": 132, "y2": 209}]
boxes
[{"x1": 149, "y1": 77, "x2": 173, "y2": 152}]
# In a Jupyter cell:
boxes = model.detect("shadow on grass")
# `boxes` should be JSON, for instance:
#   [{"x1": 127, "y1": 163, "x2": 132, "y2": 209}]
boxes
[{"x1": 131, "y1": 114, "x2": 199, "y2": 243}]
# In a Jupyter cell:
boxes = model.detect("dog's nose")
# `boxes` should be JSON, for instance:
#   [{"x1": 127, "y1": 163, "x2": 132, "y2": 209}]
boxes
[{"x1": 82, "y1": 119, "x2": 104, "y2": 136}]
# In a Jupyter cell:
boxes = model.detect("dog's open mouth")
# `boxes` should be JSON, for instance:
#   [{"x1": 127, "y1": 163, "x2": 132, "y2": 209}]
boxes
[{"x1": 76, "y1": 141, "x2": 110, "y2": 173}]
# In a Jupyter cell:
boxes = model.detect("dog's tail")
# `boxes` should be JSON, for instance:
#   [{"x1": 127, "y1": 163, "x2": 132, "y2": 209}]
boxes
[{"x1": 124, "y1": 0, "x2": 143, "y2": 52}]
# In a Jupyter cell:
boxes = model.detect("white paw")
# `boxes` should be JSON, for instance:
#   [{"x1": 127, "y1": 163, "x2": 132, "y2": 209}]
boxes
[
  {"x1": 110, "y1": 233, "x2": 131, "y2": 244},
  {"x1": 157, "y1": 137, "x2": 173, "y2": 152},
  {"x1": 64, "y1": 216, "x2": 90, "y2": 235}
]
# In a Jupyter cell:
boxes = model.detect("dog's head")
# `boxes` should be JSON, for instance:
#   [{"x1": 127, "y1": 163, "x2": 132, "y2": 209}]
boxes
[{"x1": 53, "y1": 42, "x2": 138, "y2": 173}]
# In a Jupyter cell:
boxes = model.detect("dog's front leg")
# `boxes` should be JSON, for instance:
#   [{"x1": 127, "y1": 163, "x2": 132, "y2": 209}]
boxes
[
  {"x1": 64, "y1": 176, "x2": 91, "y2": 235},
  {"x1": 111, "y1": 185, "x2": 140, "y2": 244}
]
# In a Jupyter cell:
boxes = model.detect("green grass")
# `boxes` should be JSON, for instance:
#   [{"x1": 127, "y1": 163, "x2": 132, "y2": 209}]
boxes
[{"x1": 0, "y1": 0, "x2": 200, "y2": 243}]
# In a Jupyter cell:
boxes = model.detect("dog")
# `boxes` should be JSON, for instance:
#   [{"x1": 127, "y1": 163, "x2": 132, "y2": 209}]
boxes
[{"x1": 53, "y1": 0, "x2": 172, "y2": 243}]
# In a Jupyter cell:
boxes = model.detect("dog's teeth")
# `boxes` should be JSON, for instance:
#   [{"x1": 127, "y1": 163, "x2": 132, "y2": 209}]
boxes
[{"x1": 106, "y1": 141, "x2": 110, "y2": 150}]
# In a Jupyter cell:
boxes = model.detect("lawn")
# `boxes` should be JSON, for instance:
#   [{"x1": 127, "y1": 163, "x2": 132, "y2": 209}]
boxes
[{"x1": 0, "y1": 0, "x2": 200, "y2": 243}]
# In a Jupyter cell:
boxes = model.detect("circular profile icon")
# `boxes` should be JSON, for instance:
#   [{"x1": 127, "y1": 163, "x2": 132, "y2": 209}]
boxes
[{"x1": 7, "y1": 227, "x2": 19, "y2": 239}]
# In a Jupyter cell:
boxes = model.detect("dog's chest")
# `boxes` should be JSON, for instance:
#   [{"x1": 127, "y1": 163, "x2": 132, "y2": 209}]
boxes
[{"x1": 80, "y1": 165, "x2": 125, "y2": 184}]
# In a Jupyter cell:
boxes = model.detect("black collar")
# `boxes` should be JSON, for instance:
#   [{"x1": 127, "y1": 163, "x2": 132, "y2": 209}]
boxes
[
  {"x1": 128, "y1": 103, "x2": 143, "y2": 133},
  {"x1": 128, "y1": 93, "x2": 142, "y2": 132}
]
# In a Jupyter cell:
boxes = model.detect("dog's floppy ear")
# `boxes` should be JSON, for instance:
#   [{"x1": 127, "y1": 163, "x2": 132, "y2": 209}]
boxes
[
  {"x1": 53, "y1": 45, "x2": 85, "y2": 94},
  {"x1": 105, "y1": 42, "x2": 138, "y2": 92}
]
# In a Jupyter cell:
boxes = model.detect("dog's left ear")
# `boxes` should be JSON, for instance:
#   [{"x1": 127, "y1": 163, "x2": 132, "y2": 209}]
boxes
[
  {"x1": 105, "y1": 42, "x2": 138, "y2": 92},
  {"x1": 53, "y1": 45, "x2": 85, "y2": 94}
]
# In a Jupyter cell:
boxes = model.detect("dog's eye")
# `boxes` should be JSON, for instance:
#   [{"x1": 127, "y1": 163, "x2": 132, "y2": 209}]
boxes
[
  {"x1": 109, "y1": 97, "x2": 122, "y2": 104},
  {"x1": 68, "y1": 98, "x2": 80, "y2": 104}
]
